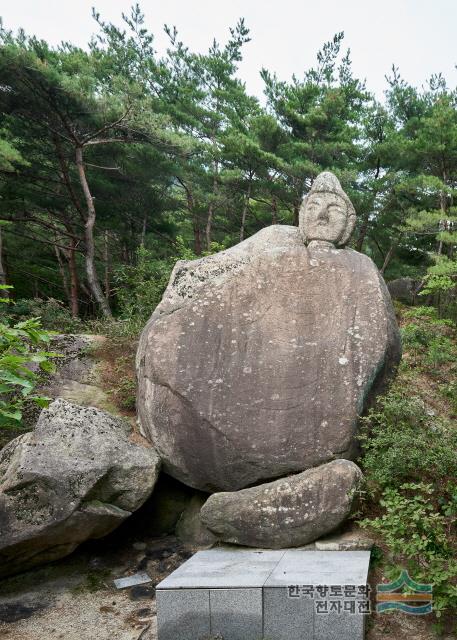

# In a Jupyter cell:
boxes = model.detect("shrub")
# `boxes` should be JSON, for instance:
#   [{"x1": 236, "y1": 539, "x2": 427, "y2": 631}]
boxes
[
  {"x1": 359, "y1": 389, "x2": 457, "y2": 490},
  {"x1": 361, "y1": 483, "x2": 457, "y2": 618},
  {"x1": 0, "y1": 287, "x2": 58, "y2": 429},
  {"x1": 112, "y1": 238, "x2": 201, "y2": 337},
  {"x1": 360, "y1": 360, "x2": 457, "y2": 620},
  {"x1": 401, "y1": 306, "x2": 457, "y2": 370},
  {"x1": 0, "y1": 297, "x2": 83, "y2": 334}
]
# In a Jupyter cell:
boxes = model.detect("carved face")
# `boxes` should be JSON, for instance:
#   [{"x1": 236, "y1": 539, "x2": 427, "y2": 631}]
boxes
[{"x1": 302, "y1": 192, "x2": 348, "y2": 244}]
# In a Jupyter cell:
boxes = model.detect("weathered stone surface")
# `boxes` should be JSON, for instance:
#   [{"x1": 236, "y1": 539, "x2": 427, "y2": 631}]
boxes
[
  {"x1": 137, "y1": 220, "x2": 400, "y2": 492},
  {"x1": 0, "y1": 398, "x2": 160, "y2": 577},
  {"x1": 200, "y1": 459, "x2": 363, "y2": 548}
]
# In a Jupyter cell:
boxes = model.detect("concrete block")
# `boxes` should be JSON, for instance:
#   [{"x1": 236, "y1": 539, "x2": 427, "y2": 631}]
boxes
[
  {"x1": 265, "y1": 550, "x2": 371, "y2": 587},
  {"x1": 156, "y1": 547, "x2": 371, "y2": 640},
  {"x1": 265, "y1": 550, "x2": 370, "y2": 640},
  {"x1": 156, "y1": 588, "x2": 210, "y2": 640},
  {"x1": 157, "y1": 547, "x2": 285, "y2": 589},
  {"x1": 263, "y1": 586, "x2": 314, "y2": 640},
  {"x1": 314, "y1": 603, "x2": 366, "y2": 640},
  {"x1": 210, "y1": 588, "x2": 263, "y2": 640}
]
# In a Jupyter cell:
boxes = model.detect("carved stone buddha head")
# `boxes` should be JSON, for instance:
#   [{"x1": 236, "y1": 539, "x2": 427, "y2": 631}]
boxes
[{"x1": 299, "y1": 172, "x2": 356, "y2": 247}]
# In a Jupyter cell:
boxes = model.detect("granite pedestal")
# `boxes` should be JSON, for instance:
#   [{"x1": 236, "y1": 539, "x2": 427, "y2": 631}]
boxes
[{"x1": 156, "y1": 547, "x2": 371, "y2": 640}]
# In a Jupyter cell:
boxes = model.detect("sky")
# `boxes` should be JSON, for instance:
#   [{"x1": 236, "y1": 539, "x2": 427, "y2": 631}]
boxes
[{"x1": 1, "y1": 0, "x2": 457, "y2": 101}]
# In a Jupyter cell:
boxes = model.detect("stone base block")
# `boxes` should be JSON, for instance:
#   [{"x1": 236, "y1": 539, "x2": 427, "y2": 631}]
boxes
[{"x1": 156, "y1": 547, "x2": 371, "y2": 640}]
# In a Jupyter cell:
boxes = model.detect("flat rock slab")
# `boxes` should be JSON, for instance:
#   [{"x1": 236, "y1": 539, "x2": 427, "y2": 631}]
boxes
[
  {"x1": 156, "y1": 547, "x2": 371, "y2": 640},
  {"x1": 157, "y1": 547, "x2": 285, "y2": 589}
]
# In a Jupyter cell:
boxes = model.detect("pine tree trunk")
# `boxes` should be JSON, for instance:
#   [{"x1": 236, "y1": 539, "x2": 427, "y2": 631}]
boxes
[
  {"x1": 68, "y1": 238, "x2": 79, "y2": 317},
  {"x1": 271, "y1": 196, "x2": 278, "y2": 225},
  {"x1": 140, "y1": 215, "x2": 147, "y2": 247},
  {"x1": 438, "y1": 169, "x2": 448, "y2": 255},
  {"x1": 206, "y1": 163, "x2": 218, "y2": 252},
  {"x1": 206, "y1": 204, "x2": 213, "y2": 252},
  {"x1": 193, "y1": 215, "x2": 202, "y2": 256},
  {"x1": 104, "y1": 230, "x2": 110, "y2": 300},
  {"x1": 356, "y1": 217, "x2": 369, "y2": 252},
  {"x1": 54, "y1": 243, "x2": 70, "y2": 306},
  {"x1": 380, "y1": 242, "x2": 396, "y2": 275},
  {"x1": 240, "y1": 180, "x2": 252, "y2": 242},
  {"x1": 75, "y1": 146, "x2": 112, "y2": 318},
  {"x1": 293, "y1": 203, "x2": 299, "y2": 227},
  {"x1": 186, "y1": 187, "x2": 201, "y2": 255}
]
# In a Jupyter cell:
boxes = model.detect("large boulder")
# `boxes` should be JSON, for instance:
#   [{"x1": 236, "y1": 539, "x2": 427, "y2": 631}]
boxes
[
  {"x1": 387, "y1": 277, "x2": 422, "y2": 305},
  {"x1": 200, "y1": 459, "x2": 363, "y2": 548},
  {"x1": 0, "y1": 399, "x2": 160, "y2": 577},
  {"x1": 137, "y1": 225, "x2": 400, "y2": 492}
]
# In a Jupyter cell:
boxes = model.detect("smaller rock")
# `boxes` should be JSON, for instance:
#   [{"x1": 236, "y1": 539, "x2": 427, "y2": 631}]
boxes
[
  {"x1": 175, "y1": 494, "x2": 216, "y2": 548},
  {"x1": 315, "y1": 529, "x2": 374, "y2": 551},
  {"x1": 200, "y1": 460, "x2": 363, "y2": 548}
]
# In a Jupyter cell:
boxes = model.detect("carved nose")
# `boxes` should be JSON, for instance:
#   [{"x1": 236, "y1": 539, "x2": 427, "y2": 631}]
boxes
[{"x1": 317, "y1": 208, "x2": 329, "y2": 222}]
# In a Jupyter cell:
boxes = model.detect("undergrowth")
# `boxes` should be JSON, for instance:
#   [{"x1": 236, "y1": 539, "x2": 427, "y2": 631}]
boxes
[{"x1": 359, "y1": 305, "x2": 457, "y2": 632}]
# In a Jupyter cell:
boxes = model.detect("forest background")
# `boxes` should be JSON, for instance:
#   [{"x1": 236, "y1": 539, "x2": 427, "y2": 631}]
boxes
[{"x1": 0, "y1": 4, "x2": 456, "y2": 327}]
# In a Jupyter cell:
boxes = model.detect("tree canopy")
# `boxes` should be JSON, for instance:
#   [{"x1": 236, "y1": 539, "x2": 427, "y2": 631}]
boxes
[{"x1": 1, "y1": 5, "x2": 456, "y2": 319}]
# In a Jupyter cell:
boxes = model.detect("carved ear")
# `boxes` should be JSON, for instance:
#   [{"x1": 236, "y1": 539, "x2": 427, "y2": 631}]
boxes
[{"x1": 337, "y1": 198, "x2": 357, "y2": 247}]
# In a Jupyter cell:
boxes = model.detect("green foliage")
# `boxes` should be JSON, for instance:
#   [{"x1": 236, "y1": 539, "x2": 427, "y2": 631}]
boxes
[
  {"x1": 359, "y1": 390, "x2": 457, "y2": 489},
  {"x1": 361, "y1": 483, "x2": 457, "y2": 618},
  {"x1": 2, "y1": 8, "x2": 457, "y2": 318},
  {"x1": 113, "y1": 246, "x2": 172, "y2": 331},
  {"x1": 400, "y1": 306, "x2": 457, "y2": 368},
  {"x1": 420, "y1": 257, "x2": 457, "y2": 320},
  {"x1": 1, "y1": 298, "x2": 84, "y2": 333},
  {"x1": 0, "y1": 138, "x2": 28, "y2": 171},
  {"x1": 421, "y1": 257, "x2": 457, "y2": 295},
  {"x1": 364, "y1": 483, "x2": 450, "y2": 557},
  {"x1": 108, "y1": 355, "x2": 136, "y2": 411},
  {"x1": 439, "y1": 380, "x2": 457, "y2": 413},
  {"x1": 360, "y1": 306, "x2": 457, "y2": 621},
  {"x1": 0, "y1": 287, "x2": 58, "y2": 428},
  {"x1": 111, "y1": 238, "x2": 201, "y2": 336}
]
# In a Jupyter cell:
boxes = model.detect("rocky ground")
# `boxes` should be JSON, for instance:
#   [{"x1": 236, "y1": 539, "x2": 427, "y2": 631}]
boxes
[
  {"x1": 0, "y1": 522, "x2": 193, "y2": 640},
  {"x1": 0, "y1": 522, "x2": 448, "y2": 640}
]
